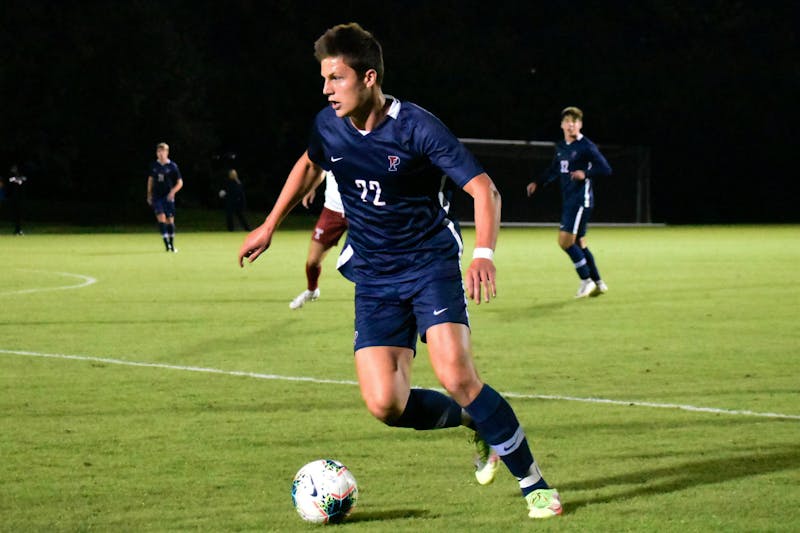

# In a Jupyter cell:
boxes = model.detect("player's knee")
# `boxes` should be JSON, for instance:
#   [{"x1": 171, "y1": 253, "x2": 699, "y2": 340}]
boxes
[
  {"x1": 440, "y1": 375, "x2": 482, "y2": 406},
  {"x1": 363, "y1": 397, "x2": 404, "y2": 425}
]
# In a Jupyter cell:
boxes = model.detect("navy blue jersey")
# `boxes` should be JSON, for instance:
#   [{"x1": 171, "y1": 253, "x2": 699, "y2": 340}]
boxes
[
  {"x1": 307, "y1": 97, "x2": 484, "y2": 283},
  {"x1": 149, "y1": 160, "x2": 183, "y2": 198},
  {"x1": 539, "y1": 135, "x2": 611, "y2": 209}
]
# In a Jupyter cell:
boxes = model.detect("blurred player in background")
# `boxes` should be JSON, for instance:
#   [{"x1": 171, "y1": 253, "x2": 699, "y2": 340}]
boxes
[
  {"x1": 526, "y1": 107, "x2": 612, "y2": 298},
  {"x1": 239, "y1": 22, "x2": 561, "y2": 519},
  {"x1": 4, "y1": 164, "x2": 28, "y2": 235},
  {"x1": 146, "y1": 142, "x2": 183, "y2": 252},
  {"x1": 289, "y1": 170, "x2": 347, "y2": 309},
  {"x1": 220, "y1": 169, "x2": 251, "y2": 232}
]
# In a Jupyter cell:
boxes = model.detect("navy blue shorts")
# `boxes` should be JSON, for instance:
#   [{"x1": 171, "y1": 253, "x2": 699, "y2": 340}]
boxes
[
  {"x1": 560, "y1": 205, "x2": 592, "y2": 238},
  {"x1": 152, "y1": 197, "x2": 176, "y2": 218},
  {"x1": 353, "y1": 275, "x2": 470, "y2": 352}
]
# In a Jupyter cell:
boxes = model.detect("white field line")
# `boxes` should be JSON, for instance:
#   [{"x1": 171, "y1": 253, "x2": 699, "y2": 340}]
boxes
[
  {"x1": 2, "y1": 270, "x2": 97, "y2": 295},
  {"x1": 2, "y1": 348, "x2": 798, "y2": 421}
]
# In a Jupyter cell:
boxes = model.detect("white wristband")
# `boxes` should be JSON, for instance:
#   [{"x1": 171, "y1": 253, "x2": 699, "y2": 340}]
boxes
[{"x1": 472, "y1": 247, "x2": 494, "y2": 261}]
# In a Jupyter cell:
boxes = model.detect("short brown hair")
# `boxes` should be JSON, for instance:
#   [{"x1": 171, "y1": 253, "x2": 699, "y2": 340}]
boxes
[
  {"x1": 156, "y1": 142, "x2": 169, "y2": 151},
  {"x1": 314, "y1": 22, "x2": 384, "y2": 85},
  {"x1": 561, "y1": 106, "x2": 583, "y2": 121}
]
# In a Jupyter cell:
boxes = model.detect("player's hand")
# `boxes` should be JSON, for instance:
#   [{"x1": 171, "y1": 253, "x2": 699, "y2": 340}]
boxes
[
  {"x1": 465, "y1": 258, "x2": 496, "y2": 305},
  {"x1": 301, "y1": 189, "x2": 316, "y2": 208},
  {"x1": 570, "y1": 170, "x2": 586, "y2": 181},
  {"x1": 526, "y1": 182, "x2": 537, "y2": 196},
  {"x1": 146, "y1": 196, "x2": 152, "y2": 206},
  {"x1": 167, "y1": 193, "x2": 176, "y2": 201},
  {"x1": 238, "y1": 224, "x2": 273, "y2": 267}
]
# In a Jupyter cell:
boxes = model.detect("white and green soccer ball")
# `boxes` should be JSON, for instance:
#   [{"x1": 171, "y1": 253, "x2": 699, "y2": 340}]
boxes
[{"x1": 291, "y1": 459, "x2": 358, "y2": 524}]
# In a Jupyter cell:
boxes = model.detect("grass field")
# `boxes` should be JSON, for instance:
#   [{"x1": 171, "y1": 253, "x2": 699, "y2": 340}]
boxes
[{"x1": 1, "y1": 224, "x2": 799, "y2": 532}]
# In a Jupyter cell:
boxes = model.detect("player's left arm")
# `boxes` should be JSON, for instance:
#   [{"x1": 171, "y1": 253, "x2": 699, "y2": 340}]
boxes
[
  {"x1": 301, "y1": 171, "x2": 326, "y2": 208},
  {"x1": 463, "y1": 173, "x2": 500, "y2": 305},
  {"x1": 585, "y1": 143, "x2": 613, "y2": 179},
  {"x1": 167, "y1": 178, "x2": 183, "y2": 201}
]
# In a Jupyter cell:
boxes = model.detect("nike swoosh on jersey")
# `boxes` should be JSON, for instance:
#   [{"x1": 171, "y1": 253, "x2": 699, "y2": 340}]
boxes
[
  {"x1": 433, "y1": 308, "x2": 448, "y2": 316},
  {"x1": 330, "y1": 156, "x2": 344, "y2": 162}
]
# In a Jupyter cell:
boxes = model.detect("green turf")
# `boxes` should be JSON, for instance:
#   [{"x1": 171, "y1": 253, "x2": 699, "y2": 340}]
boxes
[{"x1": 1, "y1": 225, "x2": 799, "y2": 532}]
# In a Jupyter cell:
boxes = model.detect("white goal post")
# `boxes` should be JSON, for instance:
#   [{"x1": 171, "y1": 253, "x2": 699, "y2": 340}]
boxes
[{"x1": 456, "y1": 138, "x2": 652, "y2": 225}]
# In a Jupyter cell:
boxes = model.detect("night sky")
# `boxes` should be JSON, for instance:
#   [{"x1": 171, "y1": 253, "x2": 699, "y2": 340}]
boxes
[{"x1": 1, "y1": 1, "x2": 798, "y2": 224}]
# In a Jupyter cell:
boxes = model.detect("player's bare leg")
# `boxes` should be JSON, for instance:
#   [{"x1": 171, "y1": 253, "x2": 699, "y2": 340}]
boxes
[
  {"x1": 425, "y1": 323, "x2": 499, "y2": 483},
  {"x1": 354, "y1": 346, "x2": 414, "y2": 423},
  {"x1": 290, "y1": 240, "x2": 331, "y2": 309},
  {"x1": 426, "y1": 322, "x2": 561, "y2": 518},
  {"x1": 424, "y1": 323, "x2": 482, "y2": 406}
]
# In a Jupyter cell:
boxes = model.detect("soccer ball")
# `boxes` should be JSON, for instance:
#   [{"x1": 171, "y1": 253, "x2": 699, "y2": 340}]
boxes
[{"x1": 291, "y1": 459, "x2": 358, "y2": 524}]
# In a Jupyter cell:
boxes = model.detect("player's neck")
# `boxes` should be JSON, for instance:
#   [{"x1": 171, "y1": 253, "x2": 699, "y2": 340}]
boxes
[
  {"x1": 564, "y1": 132, "x2": 583, "y2": 144},
  {"x1": 349, "y1": 91, "x2": 388, "y2": 133}
]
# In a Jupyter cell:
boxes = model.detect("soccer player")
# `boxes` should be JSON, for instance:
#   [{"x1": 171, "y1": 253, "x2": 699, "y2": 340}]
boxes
[
  {"x1": 289, "y1": 170, "x2": 348, "y2": 309},
  {"x1": 146, "y1": 142, "x2": 183, "y2": 252},
  {"x1": 221, "y1": 169, "x2": 251, "y2": 232},
  {"x1": 239, "y1": 23, "x2": 561, "y2": 519},
  {"x1": 526, "y1": 107, "x2": 612, "y2": 298},
  {"x1": 5, "y1": 165, "x2": 28, "y2": 235}
]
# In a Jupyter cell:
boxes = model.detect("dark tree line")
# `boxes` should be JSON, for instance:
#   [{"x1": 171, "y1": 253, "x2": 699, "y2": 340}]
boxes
[{"x1": 1, "y1": 1, "x2": 797, "y2": 223}]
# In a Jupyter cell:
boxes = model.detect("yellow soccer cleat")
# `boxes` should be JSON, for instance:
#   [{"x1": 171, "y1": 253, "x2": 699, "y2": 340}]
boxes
[{"x1": 525, "y1": 488, "x2": 563, "y2": 519}]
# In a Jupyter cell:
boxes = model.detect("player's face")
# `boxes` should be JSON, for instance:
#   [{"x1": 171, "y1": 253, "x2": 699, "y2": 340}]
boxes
[
  {"x1": 320, "y1": 56, "x2": 371, "y2": 118},
  {"x1": 157, "y1": 147, "x2": 169, "y2": 163},
  {"x1": 561, "y1": 117, "x2": 582, "y2": 141}
]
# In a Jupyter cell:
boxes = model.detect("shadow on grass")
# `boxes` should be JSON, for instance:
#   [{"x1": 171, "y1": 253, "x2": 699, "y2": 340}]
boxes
[
  {"x1": 525, "y1": 299, "x2": 572, "y2": 314},
  {"x1": 480, "y1": 298, "x2": 571, "y2": 318},
  {"x1": 562, "y1": 443, "x2": 800, "y2": 513},
  {"x1": 347, "y1": 508, "x2": 431, "y2": 523},
  {"x1": 79, "y1": 251, "x2": 167, "y2": 256}
]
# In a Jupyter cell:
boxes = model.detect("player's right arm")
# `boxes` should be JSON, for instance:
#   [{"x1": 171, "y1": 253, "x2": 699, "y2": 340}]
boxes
[
  {"x1": 526, "y1": 154, "x2": 559, "y2": 196},
  {"x1": 146, "y1": 176, "x2": 154, "y2": 205},
  {"x1": 238, "y1": 150, "x2": 323, "y2": 266}
]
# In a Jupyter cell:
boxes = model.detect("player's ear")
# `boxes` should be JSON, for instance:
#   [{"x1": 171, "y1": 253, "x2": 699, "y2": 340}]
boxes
[{"x1": 363, "y1": 69, "x2": 378, "y2": 87}]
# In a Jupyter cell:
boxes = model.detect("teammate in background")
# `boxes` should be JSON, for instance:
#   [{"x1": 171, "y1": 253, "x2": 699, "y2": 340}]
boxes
[
  {"x1": 290, "y1": 170, "x2": 347, "y2": 309},
  {"x1": 146, "y1": 142, "x2": 183, "y2": 252},
  {"x1": 5, "y1": 165, "x2": 28, "y2": 235},
  {"x1": 239, "y1": 23, "x2": 561, "y2": 519},
  {"x1": 220, "y1": 169, "x2": 251, "y2": 232},
  {"x1": 526, "y1": 107, "x2": 612, "y2": 298}
]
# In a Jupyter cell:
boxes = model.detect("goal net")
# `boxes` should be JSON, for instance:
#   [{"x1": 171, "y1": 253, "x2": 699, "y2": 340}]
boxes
[{"x1": 453, "y1": 138, "x2": 652, "y2": 225}]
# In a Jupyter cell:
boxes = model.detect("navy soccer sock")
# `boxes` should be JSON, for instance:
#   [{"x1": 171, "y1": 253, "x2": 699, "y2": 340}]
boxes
[
  {"x1": 166, "y1": 223, "x2": 175, "y2": 248},
  {"x1": 564, "y1": 244, "x2": 591, "y2": 280},
  {"x1": 465, "y1": 384, "x2": 549, "y2": 495},
  {"x1": 158, "y1": 222, "x2": 169, "y2": 248},
  {"x1": 388, "y1": 388, "x2": 463, "y2": 430},
  {"x1": 582, "y1": 247, "x2": 601, "y2": 281}
]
